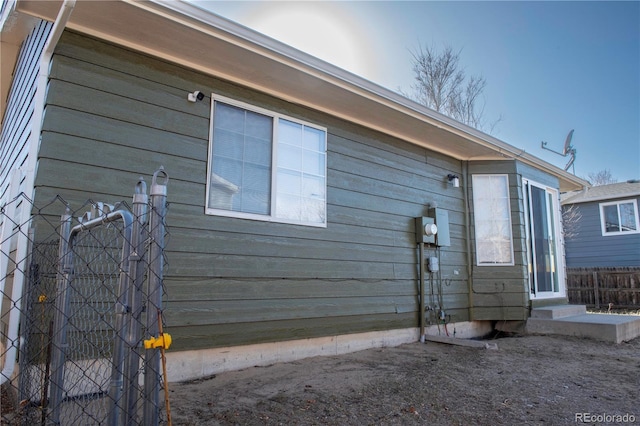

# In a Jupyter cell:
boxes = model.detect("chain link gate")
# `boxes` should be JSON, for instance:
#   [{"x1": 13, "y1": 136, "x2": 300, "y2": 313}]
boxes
[{"x1": 1, "y1": 168, "x2": 169, "y2": 425}]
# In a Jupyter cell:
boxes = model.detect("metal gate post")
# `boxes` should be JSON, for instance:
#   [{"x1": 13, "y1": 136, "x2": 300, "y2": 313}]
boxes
[
  {"x1": 104, "y1": 209, "x2": 134, "y2": 426},
  {"x1": 143, "y1": 168, "x2": 168, "y2": 426},
  {"x1": 48, "y1": 209, "x2": 73, "y2": 425},
  {"x1": 122, "y1": 178, "x2": 149, "y2": 424}
]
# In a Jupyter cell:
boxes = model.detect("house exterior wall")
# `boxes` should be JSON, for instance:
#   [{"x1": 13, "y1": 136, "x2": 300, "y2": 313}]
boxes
[
  {"x1": 564, "y1": 196, "x2": 640, "y2": 267},
  {"x1": 468, "y1": 161, "x2": 528, "y2": 320},
  {"x1": 0, "y1": 20, "x2": 51, "y2": 202},
  {"x1": 32, "y1": 31, "x2": 483, "y2": 351}
]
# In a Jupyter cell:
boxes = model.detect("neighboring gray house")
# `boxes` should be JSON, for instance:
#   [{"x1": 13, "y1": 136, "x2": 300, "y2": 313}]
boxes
[
  {"x1": 561, "y1": 181, "x2": 640, "y2": 268},
  {"x1": 1, "y1": 0, "x2": 587, "y2": 381}
]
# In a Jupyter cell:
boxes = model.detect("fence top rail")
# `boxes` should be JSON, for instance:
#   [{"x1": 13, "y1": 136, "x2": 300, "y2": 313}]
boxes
[
  {"x1": 71, "y1": 207, "x2": 133, "y2": 240},
  {"x1": 567, "y1": 268, "x2": 640, "y2": 273}
]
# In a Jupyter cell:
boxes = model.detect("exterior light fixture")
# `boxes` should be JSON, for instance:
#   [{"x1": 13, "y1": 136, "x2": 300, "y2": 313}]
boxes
[{"x1": 447, "y1": 174, "x2": 460, "y2": 188}]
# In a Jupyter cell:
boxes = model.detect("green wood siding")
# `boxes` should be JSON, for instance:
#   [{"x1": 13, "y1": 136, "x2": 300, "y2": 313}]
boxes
[
  {"x1": 34, "y1": 31, "x2": 502, "y2": 350},
  {"x1": 516, "y1": 161, "x2": 560, "y2": 189}
]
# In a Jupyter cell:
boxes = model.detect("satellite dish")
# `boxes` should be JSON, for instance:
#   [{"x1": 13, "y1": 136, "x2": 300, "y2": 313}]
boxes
[
  {"x1": 564, "y1": 154, "x2": 575, "y2": 171},
  {"x1": 562, "y1": 129, "x2": 574, "y2": 155},
  {"x1": 540, "y1": 129, "x2": 577, "y2": 174}
]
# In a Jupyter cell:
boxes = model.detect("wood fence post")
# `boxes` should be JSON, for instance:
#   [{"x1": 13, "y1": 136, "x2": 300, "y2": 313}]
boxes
[{"x1": 592, "y1": 271, "x2": 599, "y2": 309}]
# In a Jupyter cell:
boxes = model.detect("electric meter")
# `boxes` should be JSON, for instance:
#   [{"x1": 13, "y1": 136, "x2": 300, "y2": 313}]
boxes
[
  {"x1": 415, "y1": 217, "x2": 437, "y2": 244},
  {"x1": 424, "y1": 223, "x2": 438, "y2": 236}
]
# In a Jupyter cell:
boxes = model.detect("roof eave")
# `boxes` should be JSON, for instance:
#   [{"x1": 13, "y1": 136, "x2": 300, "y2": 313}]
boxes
[
  {"x1": 561, "y1": 191, "x2": 640, "y2": 205},
  {"x1": 9, "y1": 0, "x2": 588, "y2": 191}
]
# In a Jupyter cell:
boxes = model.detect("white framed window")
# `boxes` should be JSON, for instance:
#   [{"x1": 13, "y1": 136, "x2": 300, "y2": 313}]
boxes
[
  {"x1": 599, "y1": 199, "x2": 639, "y2": 236},
  {"x1": 472, "y1": 174, "x2": 514, "y2": 265},
  {"x1": 206, "y1": 95, "x2": 327, "y2": 227}
]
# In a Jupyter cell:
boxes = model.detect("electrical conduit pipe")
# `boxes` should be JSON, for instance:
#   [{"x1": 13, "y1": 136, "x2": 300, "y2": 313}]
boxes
[{"x1": 462, "y1": 161, "x2": 475, "y2": 320}]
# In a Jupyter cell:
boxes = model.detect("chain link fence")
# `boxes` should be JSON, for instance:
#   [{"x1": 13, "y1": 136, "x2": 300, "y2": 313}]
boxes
[{"x1": 1, "y1": 168, "x2": 170, "y2": 425}]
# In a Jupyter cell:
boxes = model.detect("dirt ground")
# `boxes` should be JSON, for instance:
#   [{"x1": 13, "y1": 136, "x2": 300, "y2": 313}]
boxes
[{"x1": 168, "y1": 332, "x2": 640, "y2": 426}]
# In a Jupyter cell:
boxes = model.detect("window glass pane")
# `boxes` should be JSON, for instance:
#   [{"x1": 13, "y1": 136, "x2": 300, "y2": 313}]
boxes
[
  {"x1": 303, "y1": 149, "x2": 325, "y2": 176},
  {"x1": 477, "y1": 240, "x2": 511, "y2": 264},
  {"x1": 210, "y1": 102, "x2": 272, "y2": 215},
  {"x1": 242, "y1": 164, "x2": 270, "y2": 191},
  {"x1": 212, "y1": 158, "x2": 241, "y2": 183},
  {"x1": 213, "y1": 129, "x2": 243, "y2": 159},
  {"x1": 473, "y1": 208, "x2": 492, "y2": 222},
  {"x1": 278, "y1": 143, "x2": 302, "y2": 171},
  {"x1": 547, "y1": 192, "x2": 558, "y2": 292},
  {"x1": 241, "y1": 189, "x2": 270, "y2": 215},
  {"x1": 215, "y1": 103, "x2": 245, "y2": 130},
  {"x1": 246, "y1": 112, "x2": 272, "y2": 139},
  {"x1": 472, "y1": 183, "x2": 491, "y2": 201},
  {"x1": 277, "y1": 169, "x2": 302, "y2": 196},
  {"x1": 302, "y1": 174, "x2": 325, "y2": 199},
  {"x1": 209, "y1": 172, "x2": 239, "y2": 211},
  {"x1": 530, "y1": 185, "x2": 552, "y2": 292},
  {"x1": 491, "y1": 176, "x2": 509, "y2": 198},
  {"x1": 301, "y1": 198, "x2": 325, "y2": 223},
  {"x1": 303, "y1": 126, "x2": 325, "y2": 151},
  {"x1": 472, "y1": 175, "x2": 513, "y2": 265},
  {"x1": 619, "y1": 202, "x2": 637, "y2": 231},
  {"x1": 245, "y1": 136, "x2": 271, "y2": 166},
  {"x1": 276, "y1": 120, "x2": 326, "y2": 224},
  {"x1": 276, "y1": 193, "x2": 301, "y2": 221},
  {"x1": 603, "y1": 205, "x2": 620, "y2": 233},
  {"x1": 492, "y1": 203, "x2": 510, "y2": 221},
  {"x1": 279, "y1": 120, "x2": 303, "y2": 146}
]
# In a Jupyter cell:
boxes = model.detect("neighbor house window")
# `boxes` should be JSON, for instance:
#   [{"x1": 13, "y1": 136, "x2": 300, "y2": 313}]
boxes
[
  {"x1": 206, "y1": 95, "x2": 327, "y2": 227},
  {"x1": 472, "y1": 174, "x2": 514, "y2": 265},
  {"x1": 599, "y1": 199, "x2": 639, "y2": 236}
]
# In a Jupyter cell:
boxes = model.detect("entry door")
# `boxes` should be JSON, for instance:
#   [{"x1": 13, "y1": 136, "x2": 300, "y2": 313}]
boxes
[{"x1": 523, "y1": 179, "x2": 564, "y2": 298}]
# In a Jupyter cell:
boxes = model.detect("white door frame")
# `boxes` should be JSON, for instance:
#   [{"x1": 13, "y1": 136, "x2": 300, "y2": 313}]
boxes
[{"x1": 523, "y1": 178, "x2": 566, "y2": 300}]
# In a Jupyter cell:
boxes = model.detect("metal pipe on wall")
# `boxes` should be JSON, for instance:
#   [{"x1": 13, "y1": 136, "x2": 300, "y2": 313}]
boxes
[
  {"x1": 419, "y1": 241, "x2": 426, "y2": 341},
  {"x1": 462, "y1": 161, "x2": 475, "y2": 320}
]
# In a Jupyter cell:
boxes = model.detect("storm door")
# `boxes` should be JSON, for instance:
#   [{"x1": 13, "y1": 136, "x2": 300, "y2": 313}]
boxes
[{"x1": 523, "y1": 179, "x2": 564, "y2": 299}]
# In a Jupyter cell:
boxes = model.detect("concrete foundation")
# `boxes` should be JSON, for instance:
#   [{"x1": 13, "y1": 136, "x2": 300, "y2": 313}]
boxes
[{"x1": 165, "y1": 321, "x2": 493, "y2": 382}]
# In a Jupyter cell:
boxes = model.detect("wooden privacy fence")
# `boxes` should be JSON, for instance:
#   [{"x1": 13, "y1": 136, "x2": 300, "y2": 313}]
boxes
[{"x1": 567, "y1": 267, "x2": 640, "y2": 309}]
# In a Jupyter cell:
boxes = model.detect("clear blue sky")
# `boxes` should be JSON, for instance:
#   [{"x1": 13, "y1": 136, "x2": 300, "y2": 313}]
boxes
[{"x1": 192, "y1": 1, "x2": 640, "y2": 182}]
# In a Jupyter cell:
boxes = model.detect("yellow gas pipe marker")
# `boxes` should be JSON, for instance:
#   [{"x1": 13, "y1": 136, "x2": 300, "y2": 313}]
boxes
[{"x1": 144, "y1": 310, "x2": 172, "y2": 425}]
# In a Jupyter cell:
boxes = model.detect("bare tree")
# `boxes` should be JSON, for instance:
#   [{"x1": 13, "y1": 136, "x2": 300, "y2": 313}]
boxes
[
  {"x1": 586, "y1": 169, "x2": 617, "y2": 186},
  {"x1": 562, "y1": 204, "x2": 582, "y2": 240},
  {"x1": 402, "y1": 44, "x2": 500, "y2": 132}
]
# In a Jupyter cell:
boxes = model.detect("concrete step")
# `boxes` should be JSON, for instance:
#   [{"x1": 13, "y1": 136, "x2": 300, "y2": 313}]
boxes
[
  {"x1": 530, "y1": 304, "x2": 586, "y2": 319},
  {"x1": 526, "y1": 313, "x2": 640, "y2": 343}
]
